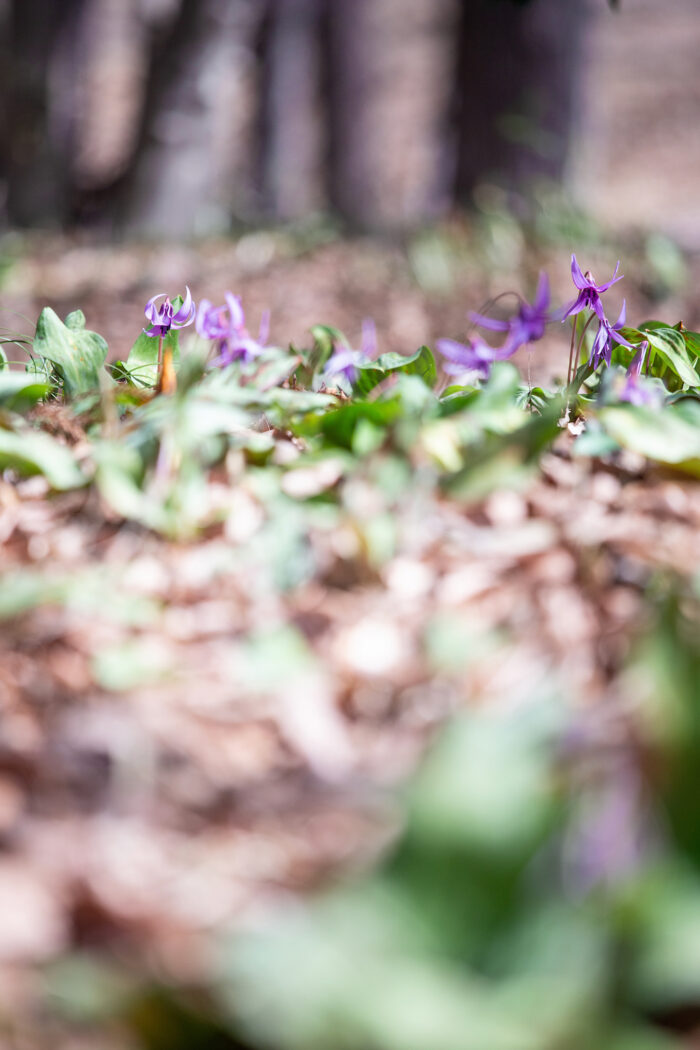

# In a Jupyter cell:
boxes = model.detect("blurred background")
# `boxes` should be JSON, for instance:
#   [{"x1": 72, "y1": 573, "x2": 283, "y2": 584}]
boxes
[
  {"x1": 1, "y1": 0, "x2": 698, "y2": 241},
  {"x1": 1, "y1": 0, "x2": 700, "y2": 374}
]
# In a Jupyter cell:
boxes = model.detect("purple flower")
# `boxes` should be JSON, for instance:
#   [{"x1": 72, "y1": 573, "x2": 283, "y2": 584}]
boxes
[
  {"x1": 324, "y1": 319, "x2": 376, "y2": 385},
  {"x1": 470, "y1": 272, "x2": 551, "y2": 352},
  {"x1": 196, "y1": 293, "x2": 269, "y2": 366},
  {"x1": 619, "y1": 341, "x2": 660, "y2": 406},
  {"x1": 436, "y1": 335, "x2": 506, "y2": 380},
  {"x1": 590, "y1": 300, "x2": 633, "y2": 367},
  {"x1": 144, "y1": 287, "x2": 195, "y2": 337},
  {"x1": 563, "y1": 254, "x2": 623, "y2": 323}
]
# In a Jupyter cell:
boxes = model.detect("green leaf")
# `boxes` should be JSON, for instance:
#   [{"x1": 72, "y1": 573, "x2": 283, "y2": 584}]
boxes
[
  {"x1": 126, "y1": 329, "x2": 180, "y2": 387},
  {"x1": 353, "y1": 346, "x2": 438, "y2": 396},
  {"x1": 0, "y1": 427, "x2": 85, "y2": 489},
  {"x1": 0, "y1": 371, "x2": 52, "y2": 410},
  {"x1": 313, "y1": 399, "x2": 403, "y2": 450},
  {"x1": 638, "y1": 324, "x2": 699, "y2": 387},
  {"x1": 681, "y1": 329, "x2": 700, "y2": 361},
  {"x1": 597, "y1": 402, "x2": 700, "y2": 474},
  {"x1": 624, "y1": 866, "x2": 700, "y2": 1013},
  {"x1": 32, "y1": 307, "x2": 108, "y2": 396},
  {"x1": 0, "y1": 345, "x2": 7, "y2": 369}
]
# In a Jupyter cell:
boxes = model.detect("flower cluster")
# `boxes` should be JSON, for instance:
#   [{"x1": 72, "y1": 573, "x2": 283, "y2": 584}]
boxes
[
  {"x1": 142, "y1": 257, "x2": 669, "y2": 410},
  {"x1": 143, "y1": 288, "x2": 270, "y2": 366},
  {"x1": 436, "y1": 254, "x2": 656, "y2": 404},
  {"x1": 437, "y1": 272, "x2": 553, "y2": 380},
  {"x1": 196, "y1": 294, "x2": 270, "y2": 366}
]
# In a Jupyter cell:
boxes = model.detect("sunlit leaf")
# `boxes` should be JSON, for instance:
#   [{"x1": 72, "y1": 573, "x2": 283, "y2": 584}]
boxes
[
  {"x1": 0, "y1": 370, "x2": 52, "y2": 410},
  {"x1": 0, "y1": 426, "x2": 85, "y2": 489},
  {"x1": 32, "y1": 307, "x2": 108, "y2": 395}
]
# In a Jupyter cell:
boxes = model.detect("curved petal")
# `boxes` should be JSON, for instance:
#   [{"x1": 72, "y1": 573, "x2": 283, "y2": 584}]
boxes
[
  {"x1": 468, "y1": 311, "x2": 510, "y2": 332},
  {"x1": 360, "y1": 318, "x2": 377, "y2": 358},
  {"x1": 626, "y1": 341, "x2": 648, "y2": 378},
  {"x1": 570, "y1": 254, "x2": 588, "y2": 291},
  {"x1": 144, "y1": 293, "x2": 166, "y2": 324},
  {"x1": 608, "y1": 325, "x2": 633, "y2": 350},
  {"x1": 614, "y1": 299, "x2": 626, "y2": 329},
  {"x1": 258, "y1": 309, "x2": 271, "y2": 346},
  {"x1": 597, "y1": 262, "x2": 622, "y2": 293},
  {"x1": 173, "y1": 286, "x2": 195, "y2": 325},
  {"x1": 143, "y1": 324, "x2": 163, "y2": 337},
  {"x1": 492, "y1": 335, "x2": 520, "y2": 360},
  {"x1": 324, "y1": 349, "x2": 360, "y2": 375},
  {"x1": 562, "y1": 294, "x2": 586, "y2": 319},
  {"x1": 225, "y1": 292, "x2": 245, "y2": 331},
  {"x1": 534, "y1": 271, "x2": 550, "y2": 313},
  {"x1": 590, "y1": 323, "x2": 608, "y2": 366},
  {"x1": 436, "y1": 338, "x2": 472, "y2": 364}
]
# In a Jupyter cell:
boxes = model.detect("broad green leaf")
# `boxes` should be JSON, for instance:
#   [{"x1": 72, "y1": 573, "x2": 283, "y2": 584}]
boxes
[
  {"x1": 0, "y1": 371, "x2": 52, "y2": 410},
  {"x1": 313, "y1": 399, "x2": 403, "y2": 450},
  {"x1": 681, "y1": 329, "x2": 700, "y2": 361},
  {"x1": 126, "y1": 329, "x2": 180, "y2": 387},
  {"x1": 597, "y1": 403, "x2": 700, "y2": 474},
  {"x1": 32, "y1": 307, "x2": 108, "y2": 396},
  {"x1": 637, "y1": 324, "x2": 699, "y2": 387},
  {"x1": 0, "y1": 427, "x2": 85, "y2": 489},
  {"x1": 353, "y1": 346, "x2": 438, "y2": 396}
]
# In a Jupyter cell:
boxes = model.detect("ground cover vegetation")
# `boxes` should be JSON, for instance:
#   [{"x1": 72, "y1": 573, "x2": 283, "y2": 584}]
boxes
[{"x1": 1, "y1": 252, "x2": 700, "y2": 1048}]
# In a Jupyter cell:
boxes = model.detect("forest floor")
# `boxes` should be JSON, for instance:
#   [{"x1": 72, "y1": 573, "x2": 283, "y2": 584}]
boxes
[{"x1": 1, "y1": 225, "x2": 700, "y2": 1048}]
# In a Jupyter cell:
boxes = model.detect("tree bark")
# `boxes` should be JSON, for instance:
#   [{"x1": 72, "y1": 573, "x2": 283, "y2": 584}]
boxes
[
  {"x1": 122, "y1": 0, "x2": 263, "y2": 238},
  {"x1": 260, "y1": 0, "x2": 324, "y2": 221},
  {"x1": 5, "y1": 0, "x2": 88, "y2": 226},
  {"x1": 454, "y1": 0, "x2": 589, "y2": 199},
  {"x1": 327, "y1": 0, "x2": 459, "y2": 231}
]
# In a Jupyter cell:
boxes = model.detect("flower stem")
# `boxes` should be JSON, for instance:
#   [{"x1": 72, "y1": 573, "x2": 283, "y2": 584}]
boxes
[
  {"x1": 566, "y1": 319, "x2": 578, "y2": 386},
  {"x1": 572, "y1": 314, "x2": 595, "y2": 380},
  {"x1": 157, "y1": 335, "x2": 163, "y2": 385}
]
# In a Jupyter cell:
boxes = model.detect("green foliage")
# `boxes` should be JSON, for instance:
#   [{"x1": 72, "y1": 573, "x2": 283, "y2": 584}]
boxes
[
  {"x1": 597, "y1": 400, "x2": 700, "y2": 475},
  {"x1": 125, "y1": 328, "x2": 180, "y2": 386},
  {"x1": 353, "y1": 346, "x2": 438, "y2": 396},
  {"x1": 32, "y1": 307, "x2": 108, "y2": 395},
  {"x1": 0, "y1": 424, "x2": 85, "y2": 489},
  {"x1": 0, "y1": 370, "x2": 52, "y2": 410}
]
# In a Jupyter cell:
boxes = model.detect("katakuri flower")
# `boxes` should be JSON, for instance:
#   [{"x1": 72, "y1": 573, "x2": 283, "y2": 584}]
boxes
[
  {"x1": 436, "y1": 334, "x2": 508, "y2": 380},
  {"x1": 619, "y1": 341, "x2": 661, "y2": 406},
  {"x1": 196, "y1": 293, "x2": 269, "y2": 366},
  {"x1": 590, "y1": 300, "x2": 633, "y2": 367},
  {"x1": 324, "y1": 319, "x2": 377, "y2": 385},
  {"x1": 563, "y1": 254, "x2": 623, "y2": 322},
  {"x1": 144, "y1": 287, "x2": 195, "y2": 337},
  {"x1": 470, "y1": 271, "x2": 552, "y2": 352}
]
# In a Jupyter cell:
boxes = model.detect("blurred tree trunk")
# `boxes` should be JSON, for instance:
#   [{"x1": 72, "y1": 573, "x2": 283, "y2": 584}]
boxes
[
  {"x1": 260, "y1": 0, "x2": 324, "y2": 221},
  {"x1": 122, "y1": 0, "x2": 263, "y2": 238},
  {"x1": 0, "y1": 0, "x2": 592, "y2": 233},
  {"x1": 327, "y1": 0, "x2": 459, "y2": 231},
  {"x1": 455, "y1": 0, "x2": 588, "y2": 199},
  {"x1": 4, "y1": 0, "x2": 88, "y2": 226}
]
